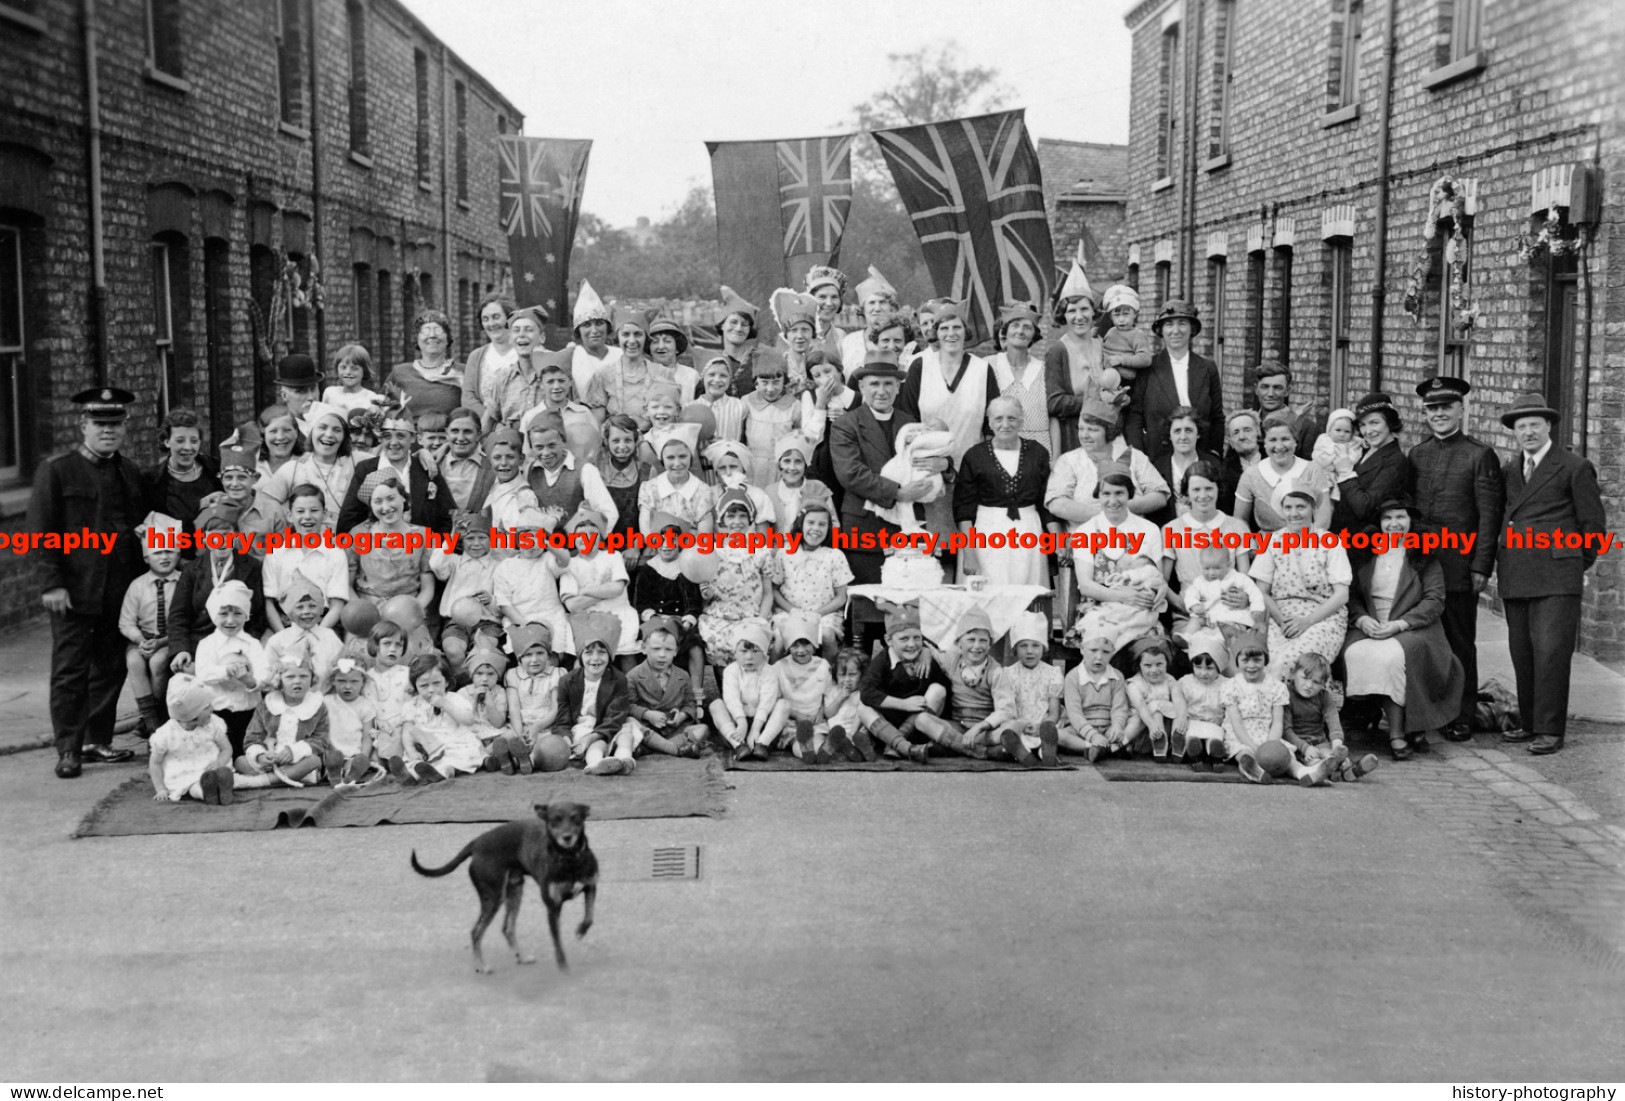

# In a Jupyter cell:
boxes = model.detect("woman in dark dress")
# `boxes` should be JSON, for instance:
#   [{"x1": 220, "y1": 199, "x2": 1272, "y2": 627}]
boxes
[
  {"x1": 953, "y1": 396, "x2": 1051, "y2": 586},
  {"x1": 1330, "y1": 391, "x2": 1412, "y2": 537},
  {"x1": 147, "y1": 409, "x2": 221, "y2": 544}
]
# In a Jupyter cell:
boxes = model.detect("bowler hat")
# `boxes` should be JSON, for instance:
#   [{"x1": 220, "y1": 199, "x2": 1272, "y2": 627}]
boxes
[
  {"x1": 275, "y1": 353, "x2": 323, "y2": 388},
  {"x1": 1151, "y1": 299, "x2": 1202, "y2": 337},
  {"x1": 849, "y1": 356, "x2": 905, "y2": 386},
  {"x1": 1500, "y1": 392, "x2": 1560, "y2": 429}
]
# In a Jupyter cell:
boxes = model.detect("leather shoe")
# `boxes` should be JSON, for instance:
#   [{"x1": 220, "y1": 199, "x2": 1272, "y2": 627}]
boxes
[
  {"x1": 55, "y1": 752, "x2": 82, "y2": 779},
  {"x1": 1442, "y1": 722, "x2": 1474, "y2": 742},
  {"x1": 82, "y1": 743, "x2": 135, "y2": 764},
  {"x1": 1528, "y1": 735, "x2": 1564, "y2": 755},
  {"x1": 1500, "y1": 728, "x2": 1538, "y2": 744}
]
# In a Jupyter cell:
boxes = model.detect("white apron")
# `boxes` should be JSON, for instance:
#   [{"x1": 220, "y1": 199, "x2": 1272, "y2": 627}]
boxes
[{"x1": 919, "y1": 350, "x2": 991, "y2": 464}]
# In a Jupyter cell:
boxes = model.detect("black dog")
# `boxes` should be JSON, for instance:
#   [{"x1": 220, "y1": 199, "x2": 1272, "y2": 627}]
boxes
[{"x1": 411, "y1": 801, "x2": 598, "y2": 974}]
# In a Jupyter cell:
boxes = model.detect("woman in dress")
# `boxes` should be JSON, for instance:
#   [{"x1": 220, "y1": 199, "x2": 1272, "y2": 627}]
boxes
[
  {"x1": 347, "y1": 474, "x2": 435, "y2": 611},
  {"x1": 647, "y1": 317, "x2": 699, "y2": 404},
  {"x1": 989, "y1": 302, "x2": 1050, "y2": 453},
  {"x1": 953, "y1": 396, "x2": 1051, "y2": 586},
  {"x1": 1150, "y1": 406, "x2": 1223, "y2": 527},
  {"x1": 258, "y1": 401, "x2": 356, "y2": 528},
  {"x1": 1163, "y1": 460, "x2": 1254, "y2": 635},
  {"x1": 804, "y1": 265, "x2": 847, "y2": 363},
  {"x1": 1219, "y1": 409, "x2": 1263, "y2": 517},
  {"x1": 1342, "y1": 497, "x2": 1464, "y2": 760},
  {"x1": 1233, "y1": 412, "x2": 1332, "y2": 533},
  {"x1": 898, "y1": 300, "x2": 996, "y2": 465},
  {"x1": 1070, "y1": 467, "x2": 1169, "y2": 654},
  {"x1": 1044, "y1": 289, "x2": 1108, "y2": 455},
  {"x1": 384, "y1": 308, "x2": 464, "y2": 418},
  {"x1": 586, "y1": 305, "x2": 667, "y2": 423},
  {"x1": 459, "y1": 291, "x2": 518, "y2": 424},
  {"x1": 1329, "y1": 391, "x2": 1412, "y2": 537},
  {"x1": 254, "y1": 404, "x2": 304, "y2": 482},
  {"x1": 838, "y1": 267, "x2": 900, "y2": 380},
  {"x1": 1045, "y1": 400, "x2": 1169, "y2": 533},
  {"x1": 1250, "y1": 489, "x2": 1350, "y2": 675},
  {"x1": 147, "y1": 408, "x2": 221, "y2": 539}
]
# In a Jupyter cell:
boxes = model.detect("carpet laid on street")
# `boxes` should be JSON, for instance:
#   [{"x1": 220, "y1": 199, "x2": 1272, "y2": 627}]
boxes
[
  {"x1": 726, "y1": 755, "x2": 1076, "y2": 772},
  {"x1": 72, "y1": 756, "x2": 729, "y2": 837}
]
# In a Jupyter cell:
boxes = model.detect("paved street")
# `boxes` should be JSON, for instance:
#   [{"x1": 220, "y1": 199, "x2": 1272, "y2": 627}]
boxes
[{"x1": 2, "y1": 721, "x2": 1622, "y2": 1081}]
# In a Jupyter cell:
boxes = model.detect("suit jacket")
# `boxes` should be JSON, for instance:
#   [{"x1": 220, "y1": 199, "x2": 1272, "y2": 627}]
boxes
[
  {"x1": 1149, "y1": 449, "x2": 1222, "y2": 528},
  {"x1": 551, "y1": 666, "x2": 631, "y2": 744},
  {"x1": 166, "y1": 552, "x2": 268, "y2": 660},
  {"x1": 1407, "y1": 431, "x2": 1505, "y2": 589},
  {"x1": 1343, "y1": 550, "x2": 1463, "y2": 733},
  {"x1": 26, "y1": 449, "x2": 147, "y2": 618},
  {"x1": 460, "y1": 461, "x2": 501, "y2": 514},
  {"x1": 830, "y1": 403, "x2": 919, "y2": 535},
  {"x1": 336, "y1": 454, "x2": 455, "y2": 535},
  {"x1": 1496, "y1": 445, "x2": 1606, "y2": 599},
  {"x1": 1123, "y1": 351, "x2": 1223, "y2": 460},
  {"x1": 1330, "y1": 437, "x2": 1410, "y2": 536}
]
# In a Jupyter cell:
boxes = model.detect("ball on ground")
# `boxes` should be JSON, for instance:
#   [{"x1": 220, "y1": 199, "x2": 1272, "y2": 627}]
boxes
[
  {"x1": 532, "y1": 734, "x2": 571, "y2": 772},
  {"x1": 1254, "y1": 739, "x2": 1293, "y2": 778}
]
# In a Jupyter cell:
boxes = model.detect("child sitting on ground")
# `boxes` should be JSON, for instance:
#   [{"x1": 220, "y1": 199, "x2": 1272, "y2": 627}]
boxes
[
  {"x1": 363, "y1": 620, "x2": 413, "y2": 763},
  {"x1": 265, "y1": 576, "x2": 344, "y2": 683},
  {"x1": 1312, "y1": 408, "x2": 1364, "y2": 502},
  {"x1": 910, "y1": 610, "x2": 1008, "y2": 760},
  {"x1": 1100, "y1": 284, "x2": 1151, "y2": 394},
  {"x1": 625, "y1": 618, "x2": 709, "y2": 758},
  {"x1": 431, "y1": 509, "x2": 503, "y2": 669},
  {"x1": 773, "y1": 612, "x2": 839, "y2": 763},
  {"x1": 193, "y1": 579, "x2": 270, "y2": 772},
  {"x1": 1284, "y1": 651, "x2": 1377, "y2": 782},
  {"x1": 1124, "y1": 635, "x2": 1189, "y2": 763},
  {"x1": 503, "y1": 623, "x2": 569, "y2": 772},
  {"x1": 457, "y1": 646, "x2": 519, "y2": 773},
  {"x1": 242, "y1": 653, "x2": 330, "y2": 786},
  {"x1": 630, "y1": 514, "x2": 707, "y2": 709},
  {"x1": 121, "y1": 512, "x2": 183, "y2": 735},
  {"x1": 990, "y1": 611, "x2": 1063, "y2": 767},
  {"x1": 709, "y1": 621, "x2": 785, "y2": 760},
  {"x1": 1062, "y1": 633, "x2": 1132, "y2": 761},
  {"x1": 1177, "y1": 545, "x2": 1265, "y2": 654},
  {"x1": 821, "y1": 647, "x2": 901, "y2": 763},
  {"x1": 391, "y1": 652, "x2": 482, "y2": 785},
  {"x1": 321, "y1": 655, "x2": 378, "y2": 785},
  {"x1": 1221, "y1": 631, "x2": 1342, "y2": 785},
  {"x1": 858, "y1": 603, "x2": 948, "y2": 763},
  {"x1": 553, "y1": 614, "x2": 637, "y2": 775},
  {"x1": 1177, "y1": 634, "x2": 1231, "y2": 772},
  {"x1": 147, "y1": 674, "x2": 236, "y2": 805}
]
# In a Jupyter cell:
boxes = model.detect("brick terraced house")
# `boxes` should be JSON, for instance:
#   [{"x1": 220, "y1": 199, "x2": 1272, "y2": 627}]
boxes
[
  {"x1": 0, "y1": 0, "x2": 520, "y2": 624},
  {"x1": 1120, "y1": 0, "x2": 1624, "y2": 658}
]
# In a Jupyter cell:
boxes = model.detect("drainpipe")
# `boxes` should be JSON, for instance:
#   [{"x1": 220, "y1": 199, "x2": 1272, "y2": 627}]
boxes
[
  {"x1": 440, "y1": 45, "x2": 452, "y2": 316},
  {"x1": 305, "y1": 0, "x2": 326, "y2": 363},
  {"x1": 1369, "y1": 0, "x2": 1399, "y2": 391},
  {"x1": 81, "y1": 0, "x2": 107, "y2": 385},
  {"x1": 1182, "y1": 0, "x2": 1204, "y2": 302}
]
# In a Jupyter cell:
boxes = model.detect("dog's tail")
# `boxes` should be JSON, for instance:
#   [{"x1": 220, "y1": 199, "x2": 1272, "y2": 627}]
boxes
[{"x1": 410, "y1": 842, "x2": 476, "y2": 878}]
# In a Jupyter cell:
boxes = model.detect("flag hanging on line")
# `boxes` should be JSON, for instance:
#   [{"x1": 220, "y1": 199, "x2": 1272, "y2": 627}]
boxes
[
  {"x1": 708, "y1": 133, "x2": 855, "y2": 341},
  {"x1": 872, "y1": 110, "x2": 1055, "y2": 345},
  {"x1": 499, "y1": 135, "x2": 591, "y2": 341}
]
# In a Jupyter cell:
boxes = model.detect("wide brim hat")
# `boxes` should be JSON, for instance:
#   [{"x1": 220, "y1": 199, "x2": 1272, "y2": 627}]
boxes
[
  {"x1": 848, "y1": 357, "x2": 905, "y2": 387},
  {"x1": 647, "y1": 317, "x2": 690, "y2": 355},
  {"x1": 1151, "y1": 300, "x2": 1201, "y2": 337},
  {"x1": 275, "y1": 353, "x2": 324, "y2": 388},
  {"x1": 1500, "y1": 392, "x2": 1560, "y2": 428}
]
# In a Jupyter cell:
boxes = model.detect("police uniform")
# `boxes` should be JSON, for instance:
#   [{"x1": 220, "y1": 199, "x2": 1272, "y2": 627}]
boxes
[
  {"x1": 1406, "y1": 376, "x2": 1505, "y2": 737},
  {"x1": 25, "y1": 388, "x2": 147, "y2": 777}
]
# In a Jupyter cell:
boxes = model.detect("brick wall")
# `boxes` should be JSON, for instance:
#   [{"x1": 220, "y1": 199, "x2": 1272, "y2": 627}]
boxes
[
  {"x1": 1121, "y1": 0, "x2": 1625, "y2": 658},
  {"x1": 0, "y1": 0, "x2": 519, "y2": 628}
]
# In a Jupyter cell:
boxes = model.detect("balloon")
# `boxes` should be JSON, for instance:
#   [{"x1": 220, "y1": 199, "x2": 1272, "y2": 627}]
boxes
[
  {"x1": 1254, "y1": 740, "x2": 1293, "y2": 778},
  {"x1": 680, "y1": 547, "x2": 721, "y2": 584},
  {"x1": 450, "y1": 597, "x2": 487, "y2": 631},
  {"x1": 340, "y1": 598, "x2": 380, "y2": 638},
  {"x1": 532, "y1": 734, "x2": 571, "y2": 773},
  {"x1": 380, "y1": 594, "x2": 426, "y2": 631}
]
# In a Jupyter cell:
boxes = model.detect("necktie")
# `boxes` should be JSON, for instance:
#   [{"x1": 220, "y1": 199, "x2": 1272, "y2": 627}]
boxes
[
  {"x1": 154, "y1": 577, "x2": 168, "y2": 638},
  {"x1": 1524, "y1": 456, "x2": 1535, "y2": 482}
]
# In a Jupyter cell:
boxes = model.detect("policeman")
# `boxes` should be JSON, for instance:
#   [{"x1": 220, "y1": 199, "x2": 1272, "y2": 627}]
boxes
[
  {"x1": 1407, "y1": 376, "x2": 1505, "y2": 741},
  {"x1": 26, "y1": 387, "x2": 148, "y2": 778}
]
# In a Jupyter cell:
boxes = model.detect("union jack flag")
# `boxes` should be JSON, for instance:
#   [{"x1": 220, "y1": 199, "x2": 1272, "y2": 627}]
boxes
[
  {"x1": 873, "y1": 111, "x2": 1055, "y2": 343},
  {"x1": 498, "y1": 136, "x2": 591, "y2": 340},
  {"x1": 776, "y1": 135, "x2": 854, "y2": 259}
]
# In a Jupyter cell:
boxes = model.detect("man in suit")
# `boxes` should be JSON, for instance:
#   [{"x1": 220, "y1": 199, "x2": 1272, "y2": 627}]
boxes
[
  {"x1": 27, "y1": 388, "x2": 147, "y2": 778},
  {"x1": 1495, "y1": 392, "x2": 1607, "y2": 755},
  {"x1": 1252, "y1": 362, "x2": 1318, "y2": 459},
  {"x1": 336, "y1": 409, "x2": 455, "y2": 534},
  {"x1": 1408, "y1": 376, "x2": 1505, "y2": 740},
  {"x1": 1124, "y1": 300, "x2": 1224, "y2": 460}
]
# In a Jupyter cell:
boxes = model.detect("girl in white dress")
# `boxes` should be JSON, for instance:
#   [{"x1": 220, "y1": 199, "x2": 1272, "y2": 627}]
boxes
[
  {"x1": 770, "y1": 504, "x2": 850, "y2": 661},
  {"x1": 559, "y1": 508, "x2": 642, "y2": 666},
  {"x1": 147, "y1": 674, "x2": 235, "y2": 804}
]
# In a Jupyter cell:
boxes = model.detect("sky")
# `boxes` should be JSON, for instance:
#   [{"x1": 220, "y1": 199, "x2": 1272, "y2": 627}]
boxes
[{"x1": 405, "y1": 0, "x2": 1135, "y2": 228}]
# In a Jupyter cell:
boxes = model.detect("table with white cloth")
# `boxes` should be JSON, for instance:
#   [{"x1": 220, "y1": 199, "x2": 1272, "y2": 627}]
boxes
[{"x1": 847, "y1": 583, "x2": 1051, "y2": 651}]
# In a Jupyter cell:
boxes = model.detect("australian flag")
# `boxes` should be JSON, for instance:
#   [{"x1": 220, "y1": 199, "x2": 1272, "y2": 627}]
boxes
[
  {"x1": 873, "y1": 110, "x2": 1055, "y2": 344},
  {"x1": 499, "y1": 135, "x2": 591, "y2": 332}
]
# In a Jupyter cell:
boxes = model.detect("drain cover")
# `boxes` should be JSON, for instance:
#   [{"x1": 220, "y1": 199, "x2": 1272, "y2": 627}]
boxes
[{"x1": 650, "y1": 845, "x2": 700, "y2": 879}]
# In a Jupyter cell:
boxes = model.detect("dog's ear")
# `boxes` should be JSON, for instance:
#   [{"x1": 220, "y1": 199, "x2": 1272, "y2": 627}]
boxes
[
  {"x1": 576, "y1": 804, "x2": 590, "y2": 819},
  {"x1": 533, "y1": 802, "x2": 549, "y2": 819}
]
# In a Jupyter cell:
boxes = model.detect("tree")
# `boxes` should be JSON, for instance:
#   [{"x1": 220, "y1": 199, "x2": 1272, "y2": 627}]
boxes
[
  {"x1": 852, "y1": 41, "x2": 1013, "y2": 131},
  {"x1": 568, "y1": 186, "x2": 721, "y2": 302}
]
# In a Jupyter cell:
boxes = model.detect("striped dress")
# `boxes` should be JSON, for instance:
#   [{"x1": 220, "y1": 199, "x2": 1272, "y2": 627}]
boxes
[{"x1": 990, "y1": 352, "x2": 1051, "y2": 453}]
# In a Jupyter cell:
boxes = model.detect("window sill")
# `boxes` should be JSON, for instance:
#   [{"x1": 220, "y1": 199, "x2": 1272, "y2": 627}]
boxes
[
  {"x1": 418, "y1": 179, "x2": 433, "y2": 193},
  {"x1": 0, "y1": 483, "x2": 32, "y2": 519},
  {"x1": 279, "y1": 121, "x2": 311, "y2": 141},
  {"x1": 348, "y1": 150, "x2": 374, "y2": 169},
  {"x1": 143, "y1": 64, "x2": 191, "y2": 94},
  {"x1": 1422, "y1": 49, "x2": 1488, "y2": 91},
  {"x1": 1201, "y1": 153, "x2": 1231, "y2": 173},
  {"x1": 0, "y1": 4, "x2": 46, "y2": 33},
  {"x1": 1151, "y1": 176, "x2": 1174, "y2": 194},
  {"x1": 456, "y1": 198, "x2": 471, "y2": 212},
  {"x1": 1320, "y1": 103, "x2": 1360, "y2": 128}
]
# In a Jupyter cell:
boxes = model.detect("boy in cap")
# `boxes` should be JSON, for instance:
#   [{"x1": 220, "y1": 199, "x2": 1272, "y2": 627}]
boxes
[
  {"x1": 264, "y1": 575, "x2": 344, "y2": 683},
  {"x1": 624, "y1": 617, "x2": 709, "y2": 758},
  {"x1": 120, "y1": 511, "x2": 185, "y2": 735},
  {"x1": 858, "y1": 602, "x2": 950, "y2": 760},
  {"x1": 709, "y1": 620, "x2": 785, "y2": 760},
  {"x1": 146, "y1": 674, "x2": 236, "y2": 805},
  {"x1": 1100, "y1": 284, "x2": 1152, "y2": 386}
]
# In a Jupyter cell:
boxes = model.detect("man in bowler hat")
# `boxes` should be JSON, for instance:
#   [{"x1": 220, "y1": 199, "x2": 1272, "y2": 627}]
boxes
[
  {"x1": 26, "y1": 388, "x2": 147, "y2": 777},
  {"x1": 1495, "y1": 393, "x2": 1606, "y2": 755},
  {"x1": 1407, "y1": 376, "x2": 1504, "y2": 740}
]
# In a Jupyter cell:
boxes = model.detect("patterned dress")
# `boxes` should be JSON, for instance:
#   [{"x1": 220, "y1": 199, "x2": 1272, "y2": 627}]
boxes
[
  {"x1": 1219, "y1": 674, "x2": 1289, "y2": 757},
  {"x1": 771, "y1": 545, "x2": 853, "y2": 647},
  {"x1": 1178, "y1": 673, "x2": 1229, "y2": 744},
  {"x1": 1003, "y1": 660, "x2": 1064, "y2": 749},
  {"x1": 1249, "y1": 541, "x2": 1351, "y2": 676},
  {"x1": 637, "y1": 472, "x2": 714, "y2": 533},
  {"x1": 698, "y1": 545, "x2": 773, "y2": 665},
  {"x1": 990, "y1": 353, "x2": 1051, "y2": 452},
  {"x1": 561, "y1": 551, "x2": 641, "y2": 656}
]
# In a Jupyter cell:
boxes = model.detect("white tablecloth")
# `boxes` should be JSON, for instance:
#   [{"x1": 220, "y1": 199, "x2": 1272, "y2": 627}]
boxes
[{"x1": 847, "y1": 584, "x2": 1051, "y2": 650}]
